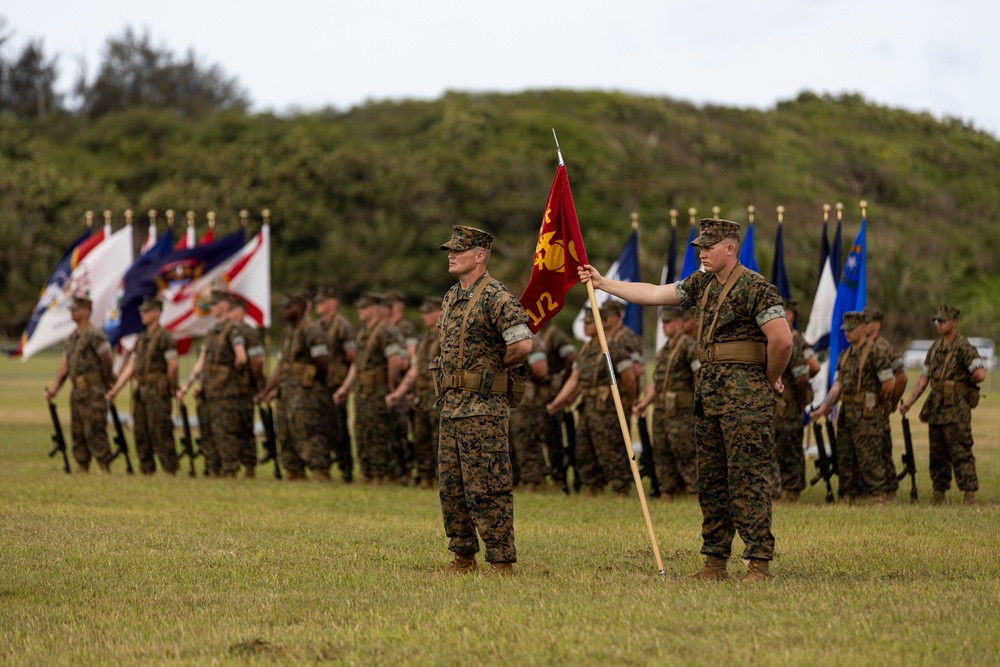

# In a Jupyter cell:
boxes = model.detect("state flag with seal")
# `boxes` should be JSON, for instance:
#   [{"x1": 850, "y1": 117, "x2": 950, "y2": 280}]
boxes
[{"x1": 519, "y1": 164, "x2": 589, "y2": 333}]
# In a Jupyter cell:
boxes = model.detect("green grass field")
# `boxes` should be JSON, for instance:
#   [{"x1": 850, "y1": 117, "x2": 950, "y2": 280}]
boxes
[{"x1": 2, "y1": 354, "x2": 998, "y2": 666}]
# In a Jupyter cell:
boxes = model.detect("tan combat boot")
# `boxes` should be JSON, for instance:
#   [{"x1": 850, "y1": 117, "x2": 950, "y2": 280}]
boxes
[
  {"x1": 964, "y1": 491, "x2": 976, "y2": 505},
  {"x1": 931, "y1": 490, "x2": 946, "y2": 505},
  {"x1": 369, "y1": 476, "x2": 383, "y2": 486},
  {"x1": 743, "y1": 559, "x2": 771, "y2": 582},
  {"x1": 285, "y1": 470, "x2": 306, "y2": 481},
  {"x1": 684, "y1": 555, "x2": 729, "y2": 581},
  {"x1": 441, "y1": 553, "x2": 478, "y2": 575},
  {"x1": 483, "y1": 562, "x2": 514, "y2": 577},
  {"x1": 243, "y1": 465, "x2": 255, "y2": 479},
  {"x1": 784, "y1": 490, "x2": 800, "y2": 503},
  {"x1": 97, "y1": 462, "x2": 111, "y2": 475},
  {"x1": 208, "y1": 469, "x2": 221, "y2": 478},
  {"x1": 221, "y1": 471, "x2": 238, "y2": 479},
  {"x1": 76, "y1": 464, "x2": 90, "y2": 474},
  {"x1": 311, "y1": 468, "x2": 331, "y2": 482},
  {"x1": 418, "y1": 478, "x2": 434, "y2": 490}
]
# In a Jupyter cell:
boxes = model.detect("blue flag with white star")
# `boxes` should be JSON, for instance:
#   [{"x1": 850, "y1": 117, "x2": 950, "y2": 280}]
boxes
[{"x1": 827, "y1": 217, "x2": 867, "y2": 389}]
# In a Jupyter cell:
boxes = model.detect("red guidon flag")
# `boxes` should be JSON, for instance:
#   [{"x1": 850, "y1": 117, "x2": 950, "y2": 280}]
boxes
[{"x1": 519, "y1": 164, "x2": 589, "y2": 333}]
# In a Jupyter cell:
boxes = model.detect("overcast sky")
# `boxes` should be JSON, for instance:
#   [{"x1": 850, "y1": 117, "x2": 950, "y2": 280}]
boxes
[{"x1": 4, "y1": 0, "x2": 999, "y2": 138}]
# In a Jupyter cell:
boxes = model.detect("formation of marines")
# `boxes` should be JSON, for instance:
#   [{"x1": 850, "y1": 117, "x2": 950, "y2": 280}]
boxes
[{"x1": 45, "y1": 223, "x2": 987, "y2": 523}]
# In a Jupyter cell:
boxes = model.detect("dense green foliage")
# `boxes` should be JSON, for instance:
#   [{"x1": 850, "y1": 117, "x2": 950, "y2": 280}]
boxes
[{"x1": 2, "y1": 89, "x2": 999, "y2": 346}]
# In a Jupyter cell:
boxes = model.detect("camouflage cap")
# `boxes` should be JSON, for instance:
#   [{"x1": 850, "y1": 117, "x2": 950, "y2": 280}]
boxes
[
  {"x1": 419, "y1": 296, "x2": 443, "y2": 313},
  {"x1": 69, "y1": 289, "x2": 93, "y2": 310},
  {"x1": 682, "y1": 308, "x2": 696, "y2": 321},
  {"x1": 139, "y1": 296, "x2": 163, "y2": 313},
  {"x1": 934, "y1": 304, "x2": 960, "y2": 321},
  {"x1": 226, "y1": 293, "x2": 245, "y2": 309},
  {"x1": 661, "y1": 307, "x2": 683, "y2": 322},
  {"x1": 385, "y1": 290, "x2": 406, "y2": 304},
  {"x1": 281, "y1": 288, "x2": 310, "y2": 308},
  {"x1": 841, "y1": 311, "x2": 866, "y2": 330},
  {"x1": 862, "y1": 306, "x2": 883, "y2": 322},
  {"x1": 314, "y1": 285, "x2": 340, "y2": 302},
  {"x1": 600, "y1": 300, "x2": 626, "y2": 319},
  {"x1": 582, "y1": 308, "x2": 596, "y2": 324},
  {"x1": 691, "y1": 218, "x2": 741, "y2": 247},
  {"x1": 439, "y1": 225, "x2": 493, "y2": 252},
  {"x1": 355, "y1": 291, "x2": 385, "y2": 308}
]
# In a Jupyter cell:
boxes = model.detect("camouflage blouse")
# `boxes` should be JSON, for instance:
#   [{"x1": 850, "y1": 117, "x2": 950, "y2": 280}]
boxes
[
  {"x1": 435, "y1": 273, "x2": 530, "y2": 419},
  {"x1": 675, "y1": 266, "x2": 784, "y2": 415},
  {"x1": 920, "y1": 335, "x2": 983, "y2": 425}
]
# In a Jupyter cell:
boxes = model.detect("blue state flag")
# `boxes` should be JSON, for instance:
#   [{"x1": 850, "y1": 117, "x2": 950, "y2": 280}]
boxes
[
  {"x1": 827, "y1": 217, "x2": 867, "y2": 389},
  {"x1": 108, "y1": 230, "x2": 246, "y2": 345},
  {"x1": 738, "y1": 222, "x2": 758, "y2": 273},
  {"x1": 571, "y1": 229, "x2": 643, "y2": 339},
  {"x1": 10, "y1": 229, "x2": 92, "y2": 357},
  {"x1": 679, "y1": 222, "x2": 700, "y2": 279}
]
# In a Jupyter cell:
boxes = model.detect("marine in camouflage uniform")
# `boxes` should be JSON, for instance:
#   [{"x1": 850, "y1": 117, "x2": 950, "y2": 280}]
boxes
[
  {"x1": 771, "y1": 299, "x2": 819, "y2": 501},
  {"x1": 107, "y1": 296, "x2": 179, "y2": 475},
  {"x1": 548, "y1": 304, "x2": 636, "y2": 497},
  {"x1": 579, "y1": 218, "x2": 792, "y2": 581},
  {"x1": 509, "y1": 337, "x2": 550, "y2": 490},
  {"x1": 387, "y1": 290, "x2": 420, "y2": 484},
  {"x1": 635, "y1": 307, "x2": 699, "y2": 498},
  {"x1": 315, "y1": 286, "x2": 357, "y2": 482},
  {"x1": 901, "y1": 304, "x2": 985, "y2": 505},
  {"x1": 863, "y1": 306, "x2": 907, "y2": 498},
  {"x1": 813, "y1": 311, "x2": 894, "y2": 503},
  {"x1": 538, "y1": 323, "x2": 577, "y2": 482},
  {"x1": 387, "y1": 296, "x2": 443, "y2": 489},
  {"x1": 334, "y1": 292, "x2": 406, "y2": 483},
  {"x1": 258, "y1": 290, "x2": 330, "y2": 480},
  {"x1": 435, "y1": 226, "x2": 532, "y2": 575},
  {"x1": 228, "y1": 295, "x2": 266, "y2": 477},
  {"x1": 45, "y1": 292, "x2": 116, "y2": 473},
  {"x1": 179, "y1": 291, "x2": 249, "y2": 477}
]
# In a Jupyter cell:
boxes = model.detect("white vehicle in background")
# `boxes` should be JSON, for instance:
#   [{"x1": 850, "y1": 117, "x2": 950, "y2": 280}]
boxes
[
  {"x1": 903, "y1": 340, "x2": 933, "y2": 369},
  {"x1": 903, "y1": 337, "x2": 997, "y2": 370},
  {"x1": 968, "y1": 337, "x2": 998, "y2": 370}
]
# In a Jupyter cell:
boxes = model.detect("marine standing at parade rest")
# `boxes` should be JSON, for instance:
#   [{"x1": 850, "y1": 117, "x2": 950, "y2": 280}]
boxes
[
  {"x1": 434, "y1": 225, "x2": 532, "y2": 576},
  {"x1": 862, "y1": 306, "x2": 907, "y2": 500},
  {"x1": 178, "y1": 290, "x2": 248, "y2": 478},
  {"x1": 106, "y1": 296, "x2": 179, "y2": 475},
  {"x1": 45, "y1": 291, "x2": 117, "y2": 474},
  {"x1": 508, "y1": 337, "x2": 550, "y2": 492},
  {"x1": 547, "y1": 304, "x2": 637, "y2": 498},
  {"x1": 770, "y1": 299, "x2": 820, "y2": 502},
  {"x1": 315, "y1": 286, "x2": 357, "y2": 482},
  {"x1": 334, "y1": 292, "x2": 406, "y2": 485},
  {"x1": 227, "y1": 294, "x2": 266, "y2": 478},
  {"x1": 385, "y1": 290, "x2": 418, "y2": 483},
  {"x1": 812, "y1": 311, "x2": 894, "y2": 504},
  {"x1": 538, "y1": 323, "x2": 576, "y2": 482},
  {"x1": 900, "y1": 304, "x2": 985, "y2": 505},
  {"x1": 578, "y1": 218, "x2": 792, "y2": 581},
  {"x1": 256, "y1": 290, "x2": 330, "y2": 481},
  {"x1": 633, "y1": 307, "x2": 699, "y2": 499},
  {"x1": 386, "y1": 296, "x2": 443, "y2": 490}
]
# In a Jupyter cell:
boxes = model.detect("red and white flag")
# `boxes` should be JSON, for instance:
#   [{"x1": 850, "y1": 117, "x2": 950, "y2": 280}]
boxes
[{"x1": 161, "y1": 224, "x2": 271, "y2": 343}]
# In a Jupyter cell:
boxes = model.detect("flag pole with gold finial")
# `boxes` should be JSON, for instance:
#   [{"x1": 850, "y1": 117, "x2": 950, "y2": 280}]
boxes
[{"x1": 553, "y1": 131, "x2": 665, "y2": 577}]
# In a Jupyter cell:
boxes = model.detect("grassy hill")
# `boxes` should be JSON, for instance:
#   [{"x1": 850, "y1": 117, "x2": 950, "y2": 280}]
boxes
[{"x1": 2, "y1": 90, "x2": 998, "y2": 346}]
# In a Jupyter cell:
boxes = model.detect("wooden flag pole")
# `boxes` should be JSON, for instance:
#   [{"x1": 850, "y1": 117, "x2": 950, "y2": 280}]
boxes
[
  {"x1": 552, "y1": 128, "x2": 664, "y2": 576},
  {"x1": 585, "y1": 278, "x2": 666, "y2": 578}
]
